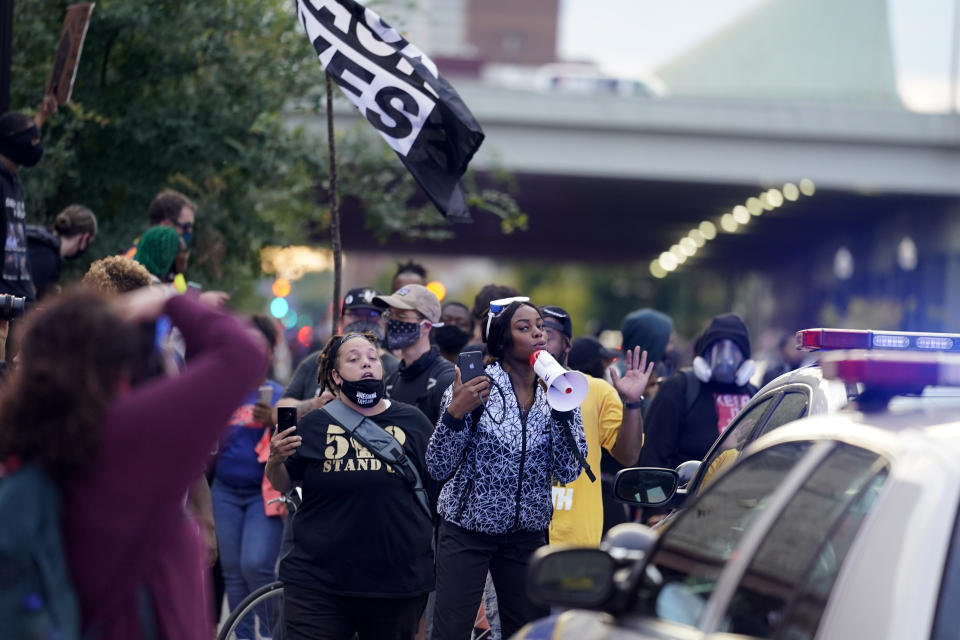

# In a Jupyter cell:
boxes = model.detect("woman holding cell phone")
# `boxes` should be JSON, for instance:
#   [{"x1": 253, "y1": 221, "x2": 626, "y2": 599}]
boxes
[
  {"x1": 266, "y1": 332, "x2": 435, "y2": 640},
  {"x1": 426, "y1": 298, "x2": 588, "y2": 640}
]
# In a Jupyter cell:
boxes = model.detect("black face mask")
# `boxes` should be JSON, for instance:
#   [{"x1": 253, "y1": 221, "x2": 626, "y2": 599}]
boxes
[
  {"x1": 385, "y1": 318, "x2": 422, "y2": 351},
  {"x1": 434, "y1": 325, "x2": 471, "y2": 354},
  {"x1": 338, "y1": 377, "x2": 384, "y2": 407},
  {"x1": 1, "y1": 125, "x2": 43, "y2": 167}
]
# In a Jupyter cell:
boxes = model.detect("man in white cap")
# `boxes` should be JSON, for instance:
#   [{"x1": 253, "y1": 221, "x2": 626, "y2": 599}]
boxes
[{"x1": 375, "y1": 284, "x2": 456, "y2": 427}]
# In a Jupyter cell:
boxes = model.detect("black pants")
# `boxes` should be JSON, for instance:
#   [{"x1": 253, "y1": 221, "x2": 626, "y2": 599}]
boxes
[
  {"x1": 432, "y1": 520, "x2": 548, "y2": 640},
  {"x1": 284, "y1": 583, "x2": 427, "y2": 640}
]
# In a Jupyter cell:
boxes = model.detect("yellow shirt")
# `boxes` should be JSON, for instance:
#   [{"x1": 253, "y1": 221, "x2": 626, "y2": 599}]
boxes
[{"x1": 549, "y1": 375, "x2": 623, "y2": 546}]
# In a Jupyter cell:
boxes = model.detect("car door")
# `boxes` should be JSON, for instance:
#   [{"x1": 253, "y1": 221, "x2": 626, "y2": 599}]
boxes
[
  {"x1": 691, "y1": 386, "x2": 812, "y2": 496},
  {"x1": 623, "y1": 438, "x2": 888, "y2": 640}
]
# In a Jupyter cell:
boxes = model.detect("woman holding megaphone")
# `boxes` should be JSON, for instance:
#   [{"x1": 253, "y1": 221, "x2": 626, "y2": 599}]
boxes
[{"x1": 426, "y1": 297, "x2": 588, "y2": 640}]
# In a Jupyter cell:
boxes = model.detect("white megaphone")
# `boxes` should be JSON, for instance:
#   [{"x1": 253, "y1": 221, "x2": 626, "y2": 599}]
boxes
[{"x1": 530, "y1": 350, "x2": 589, "y2": 411}]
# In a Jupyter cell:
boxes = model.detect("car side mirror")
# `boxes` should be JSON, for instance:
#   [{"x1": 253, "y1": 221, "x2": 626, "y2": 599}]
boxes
[
  {"x1": 527, "y1": 547, "x2": 617, "y2": 609},
  {"x1": 614, "y1": 468, "x2": 679, "y2": 506},
  {"x1": 675, "y1": 460, "x2": 701, "y2": 491}
]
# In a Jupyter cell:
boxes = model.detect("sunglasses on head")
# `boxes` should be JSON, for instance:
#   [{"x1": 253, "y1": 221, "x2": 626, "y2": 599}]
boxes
[{"x1": 486, "y1": 296, "x2": 530, "y2": 337}]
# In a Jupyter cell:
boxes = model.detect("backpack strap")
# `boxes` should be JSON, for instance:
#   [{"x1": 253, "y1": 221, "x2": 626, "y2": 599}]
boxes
[{"x1": 323, "y1": 400, "x2": 432, "y2": 521}]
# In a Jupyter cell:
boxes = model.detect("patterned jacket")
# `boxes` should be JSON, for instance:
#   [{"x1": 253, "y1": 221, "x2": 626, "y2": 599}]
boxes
[{"x1": 426, "y1": 362, "x2": 588, "y2": 534}]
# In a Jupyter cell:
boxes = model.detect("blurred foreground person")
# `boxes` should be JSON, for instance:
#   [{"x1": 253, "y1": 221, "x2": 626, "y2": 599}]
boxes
[
  {"x1": 267, "y1": 332, "x2": 435, "y2": 640},
  {"x1": 0, "y1": 287, "x2": 267, "y2": 638}
]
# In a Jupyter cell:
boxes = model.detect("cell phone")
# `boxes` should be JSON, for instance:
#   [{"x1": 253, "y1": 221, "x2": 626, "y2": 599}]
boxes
[
  {"x1": 257, "y1": 384, "x2": 273, "y2": 406},
  {"x1": 277, "y1": 407, "x2": 297, "y2": 433},
  {"x1": 458, "y1": 351, "x2": 484, "y2": 383}
]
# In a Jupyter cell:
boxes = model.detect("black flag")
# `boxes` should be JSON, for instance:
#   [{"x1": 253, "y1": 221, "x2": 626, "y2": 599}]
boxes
[{"x1": 296, "y1": 0, "x2": 484, "y2": 221}]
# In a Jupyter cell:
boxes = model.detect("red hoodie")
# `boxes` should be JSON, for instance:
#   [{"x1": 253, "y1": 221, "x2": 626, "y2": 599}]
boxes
[{"x1": 62, "y1": 294, "x2": 267, "y2": 639}]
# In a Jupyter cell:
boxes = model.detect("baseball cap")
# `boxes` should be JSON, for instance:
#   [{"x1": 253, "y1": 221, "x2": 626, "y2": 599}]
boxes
[
  {"x1": 373, "y1": 284, "x2": 443, "y2": 324},
  {"x1": 342, "y1": 287, "x2": 380, "y2": 313},
  {"x1": 539, "y1": 305, "x2": 572, "y2": 339},
  {"x1": 568, "y1": 336, "x2": 618, "y2": 372}
]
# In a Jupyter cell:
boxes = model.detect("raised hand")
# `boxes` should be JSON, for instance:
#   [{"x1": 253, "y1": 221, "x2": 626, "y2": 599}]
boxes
[{"x1": 610, "y1": 347, "x2": 654, "y2": 404}]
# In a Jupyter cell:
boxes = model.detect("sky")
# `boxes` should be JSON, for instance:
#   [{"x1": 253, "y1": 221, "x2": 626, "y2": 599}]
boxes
[{"x1": 557, "y1": 0, "x2": 960, "y2": 112}]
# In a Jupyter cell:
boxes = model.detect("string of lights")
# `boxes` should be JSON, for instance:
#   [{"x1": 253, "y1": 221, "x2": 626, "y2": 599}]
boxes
[{"x1": 649, "y1": 179, "x2": 816, "y2": 279}]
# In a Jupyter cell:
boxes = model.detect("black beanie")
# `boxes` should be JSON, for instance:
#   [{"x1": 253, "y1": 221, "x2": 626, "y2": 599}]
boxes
[{"x1": 694, "y1": 313, "x2": 751, "y2": 358}]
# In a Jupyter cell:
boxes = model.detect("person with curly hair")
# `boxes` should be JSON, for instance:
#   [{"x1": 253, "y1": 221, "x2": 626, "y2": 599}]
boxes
[
  {"x1": 266, "y1": 332, "x2": 435, "y2": 640},
  {"x1": 427, "y1": 299, "x2": 588, "y2": 639},
  {"x1": 82, "y1": 256, "x2": 152, "y2": 294},
  {"x1": 0, "y1": 286, "x2": 268, "y2": 639}
]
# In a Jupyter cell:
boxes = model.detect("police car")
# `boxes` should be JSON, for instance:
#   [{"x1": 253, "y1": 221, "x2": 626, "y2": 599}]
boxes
[
  {"x1": 645, "y1": 329, "x2": 960, "y2": 511},
  {"x1": 513, "y1": 344, "x2": 960, "y2": 640}
]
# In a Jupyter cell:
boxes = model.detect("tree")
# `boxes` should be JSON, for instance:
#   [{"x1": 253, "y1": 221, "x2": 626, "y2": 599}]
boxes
[{"x1": 12, "y1": 0, "x2": 524, "y2": 302}]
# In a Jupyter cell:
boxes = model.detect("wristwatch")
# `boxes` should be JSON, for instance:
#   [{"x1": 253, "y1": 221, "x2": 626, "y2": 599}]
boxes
[{"x1": 624, "y1": 397, "x2": 645, "y2": 410}]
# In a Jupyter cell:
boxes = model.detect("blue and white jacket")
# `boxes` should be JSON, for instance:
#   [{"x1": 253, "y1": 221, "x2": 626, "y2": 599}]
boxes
[{"x1": 426, "y1": 362, "x2": 588, "y2": 534}]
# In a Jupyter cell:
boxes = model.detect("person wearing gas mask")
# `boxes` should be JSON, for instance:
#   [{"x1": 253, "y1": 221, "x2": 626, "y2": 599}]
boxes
[
  {"x1": 639, "y1": 313, "x2": 757, "y2": 470},
  {"x1": 434, "y1": 301, "x2": 474, "y2": 364},
  {"x1": 27, "y1": 204, "x2": 98, "y2": 299},
  {"x1": 0, "y1": 111, "x2": 47, "y2": 300},
  {"x1": 266, "y1": 332, "x2": 435, "y2": 640},
  {"x1": 278, "y1": 287, "x2": 399, "y2": 418},
  {"x1": 374, "y1": 284, "x2": 456, "y2": 427}
]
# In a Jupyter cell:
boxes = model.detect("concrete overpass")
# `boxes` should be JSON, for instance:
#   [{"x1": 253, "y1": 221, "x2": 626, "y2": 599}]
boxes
[{"x1": 287, "y1": 82, "x2": 960, "y2": 271}]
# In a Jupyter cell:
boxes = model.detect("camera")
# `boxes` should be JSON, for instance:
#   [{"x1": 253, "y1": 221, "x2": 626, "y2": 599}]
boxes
[{"x1": 0, "y1": 294, "x2": 27, "y2": 319}]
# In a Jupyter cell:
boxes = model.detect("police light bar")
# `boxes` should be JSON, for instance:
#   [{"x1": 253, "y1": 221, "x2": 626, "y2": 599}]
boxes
[
  {"x1": 797, "y1": 329, "x2": 960, "y2": 353},
  {"x1": 820, "y1": 351, "x2": 960, "y2": 389}
]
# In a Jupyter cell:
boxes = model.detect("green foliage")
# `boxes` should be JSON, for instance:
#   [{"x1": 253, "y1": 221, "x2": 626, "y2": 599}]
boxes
[{"x1": 12, "y1": 0, "x2": 524, "y2": 301}]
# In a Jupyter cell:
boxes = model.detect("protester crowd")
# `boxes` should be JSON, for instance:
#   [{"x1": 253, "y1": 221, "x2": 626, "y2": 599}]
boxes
[{"x1": 0, "y1": 105, "x2": 801, "y2": 640}]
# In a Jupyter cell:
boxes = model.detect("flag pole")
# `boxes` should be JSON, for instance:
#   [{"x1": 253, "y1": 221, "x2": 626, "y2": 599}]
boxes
[{"x1": 326, "y1": 71, "x2": 341, "y2": 338}]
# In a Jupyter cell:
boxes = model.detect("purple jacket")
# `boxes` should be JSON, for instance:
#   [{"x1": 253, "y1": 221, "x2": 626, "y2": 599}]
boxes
[{"x1": 63, "y1": 295, "x2": 267, "y2": 639}]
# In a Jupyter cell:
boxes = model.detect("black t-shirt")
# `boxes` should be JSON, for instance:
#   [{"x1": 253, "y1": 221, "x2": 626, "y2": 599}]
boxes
[
  {"x1": 0, "y1": 166, "x2": 35, "y2": 299},
  {"x1": 280, "y1": 401, "x2": 435, "y2": 597}
]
